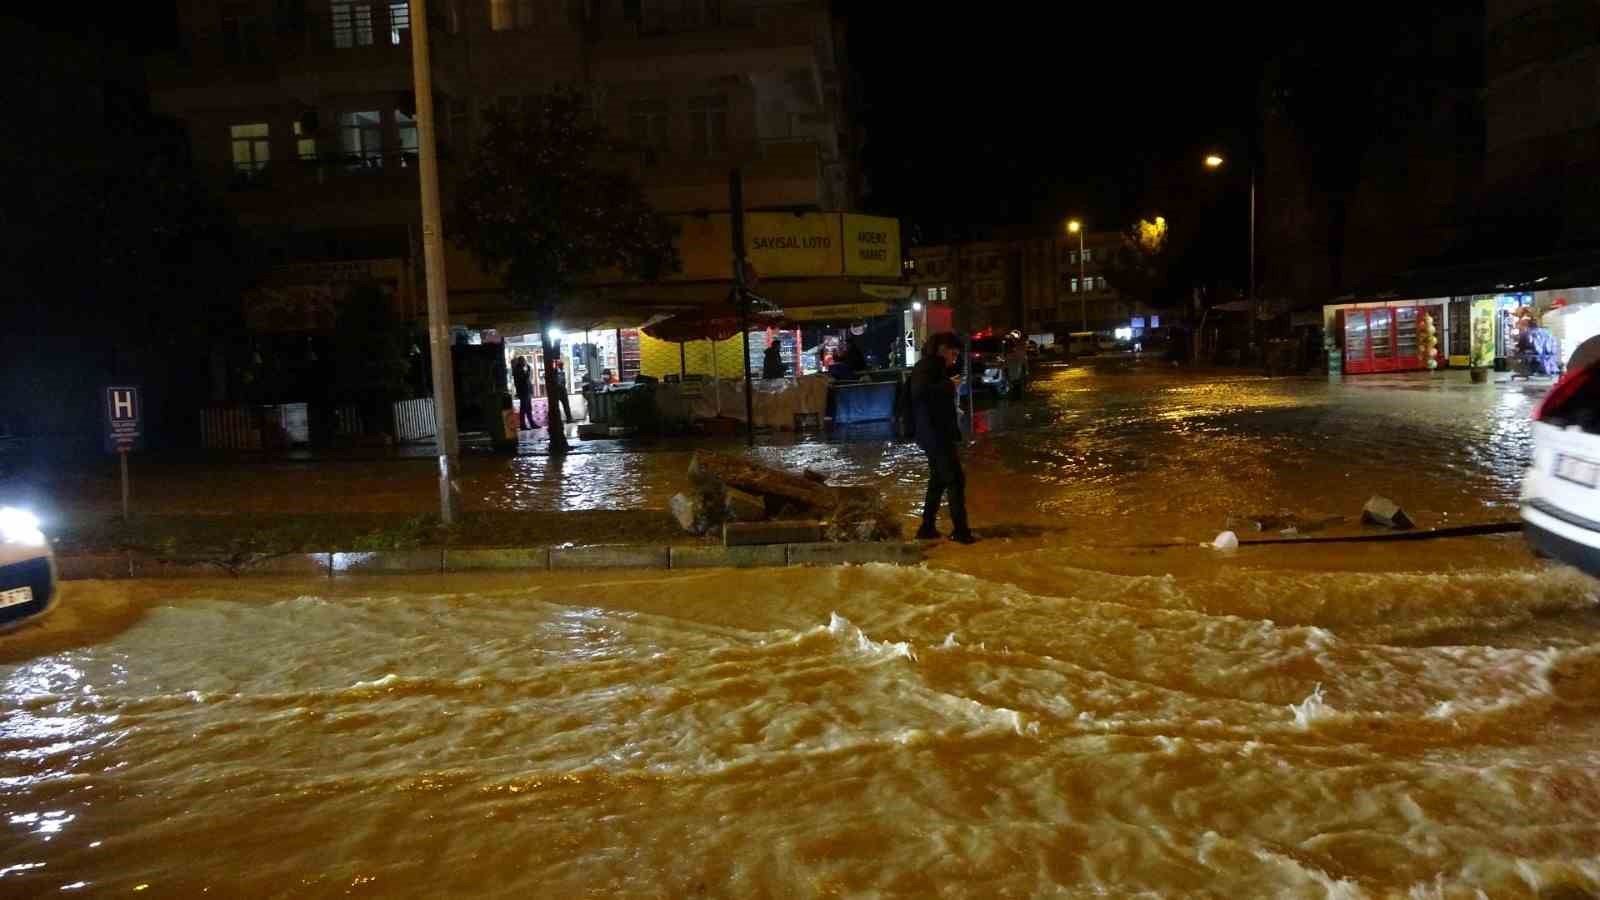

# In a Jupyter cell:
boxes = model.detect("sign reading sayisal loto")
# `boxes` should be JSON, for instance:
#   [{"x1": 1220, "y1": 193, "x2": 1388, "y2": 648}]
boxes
[{"x1": 688, "y1": 213, "x2": 901, "y2": 280}]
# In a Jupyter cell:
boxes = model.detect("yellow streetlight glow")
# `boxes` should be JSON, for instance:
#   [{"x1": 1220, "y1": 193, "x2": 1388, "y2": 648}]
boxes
[
  {"x1": 1205, "y1": 154, "x2": 1225, "y2": 169},
  {"x1": 1067, "y1": 219, "x2": 1081, "y2": 234}
]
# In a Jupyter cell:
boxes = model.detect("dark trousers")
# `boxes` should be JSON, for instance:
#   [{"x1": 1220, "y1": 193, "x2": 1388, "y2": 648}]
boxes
[
  {"x1": 920, "y1": 443, "x2": 969, "y2": 534},
  {"x1": 517, "y1": 394, "x2": 534, "y2": 430},
  {"x1": 556, "y1": 391, "x2": 573, "y2": 424}
]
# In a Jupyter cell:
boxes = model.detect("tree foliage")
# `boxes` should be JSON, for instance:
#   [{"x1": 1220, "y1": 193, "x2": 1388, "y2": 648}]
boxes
[
  {"x1": 450, "y1": 88, "x2": 679, "y2": 449},
  {"x1": 1102, "y1": 217, "x2": 1173, "y2": 305}
]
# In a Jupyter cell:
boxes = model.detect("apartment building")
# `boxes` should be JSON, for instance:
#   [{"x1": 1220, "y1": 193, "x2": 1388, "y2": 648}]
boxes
[{"x1": 147, "y1": 0, "x2": 859, "y2": 330}]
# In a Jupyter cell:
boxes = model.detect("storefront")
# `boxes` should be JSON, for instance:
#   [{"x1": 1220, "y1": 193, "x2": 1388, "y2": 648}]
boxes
[{"x1": 1323, "y1": 298, "x2": 1450, "y2": 374}]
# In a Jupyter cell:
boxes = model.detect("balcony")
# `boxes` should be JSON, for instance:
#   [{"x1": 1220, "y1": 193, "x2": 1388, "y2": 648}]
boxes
[{"x1": 216, "y1": 153, "x2": 431, "y2": 227}]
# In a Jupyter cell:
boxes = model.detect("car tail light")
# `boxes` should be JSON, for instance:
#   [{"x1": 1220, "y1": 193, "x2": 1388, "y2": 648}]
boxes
[{"x1": 1534, "y1": 363, "x2": 1596, "y2": 423}]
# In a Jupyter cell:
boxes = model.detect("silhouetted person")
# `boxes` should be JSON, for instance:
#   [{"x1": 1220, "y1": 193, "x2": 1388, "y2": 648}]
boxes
[
  {"x1": 845, "y1": 334, "x2": 868, "y2": 372},
  {"x1": 552, "y1": 357, "x2": 573, "y2": 423},
  {"x1": 909, "y1": 331, "x2": 975, "y2": 543},
  {"x1": 762, "y1": 340, "x2": 786, "y2": 379},
  {"x1": 511, "y1": 355, "x2": 535, "y2": 430}
]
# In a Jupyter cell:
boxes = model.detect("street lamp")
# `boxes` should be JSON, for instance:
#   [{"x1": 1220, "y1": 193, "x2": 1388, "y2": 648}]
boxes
[
  {"x1": 1067, "y1": 219, "x2": 1086, "y2": 331},
  {"x1": 1203, "y1": 153, "x2": 1255, "y2": 310}
]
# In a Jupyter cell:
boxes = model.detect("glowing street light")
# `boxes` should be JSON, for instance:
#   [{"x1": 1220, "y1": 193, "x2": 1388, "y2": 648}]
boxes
[
  {"x1": 1066, "y1": 219, "x2": 1086, "y2": 331},
  {"x1": 1205, "y1": 154, "x2": 1225, "y2": 169},
  {"x1": 912, "y1": 301, "x2": 923, "y2": 311}
]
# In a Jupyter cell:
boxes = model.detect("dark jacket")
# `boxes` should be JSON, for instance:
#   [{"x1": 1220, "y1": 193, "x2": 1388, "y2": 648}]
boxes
[
  {"x1": 909, "y1": 355, "x2": 961, "y2": 450},
  {"x1": 762, "y1": 344, "x2": 786, "y2": 379},
  {"x1": 511, "y1": 358, "x2": 533, "y2": 398}
]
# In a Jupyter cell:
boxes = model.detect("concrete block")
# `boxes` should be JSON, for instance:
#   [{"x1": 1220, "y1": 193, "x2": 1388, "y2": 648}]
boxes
[
  {"x1": 724, "y1": 521, "x2": 823, "y2": 546},
  {"x1": 444, "y1": 548, "x2": 551, "y2": 572},
  {"x1": 331, "y1": 549, "x2": 443, "y2": 575},
  {"x1": 1361, "y1": 496, "x2": 1415, "y2": 530},
  {"x1": 785, "y1": 542, "x2": 924, "y2": 567},
  {"x1": 56, "y1": 553, "x2": 131, "y2": 580},
  {"x1": 723, "y1": 487, "x2": 767, "y2": 522},
  {"x1": 130, "y1": 556, "x2": 232, "y2": 578},
  {"x1": 669, "y1": 544, "x2": 787, "y2": 569},
  {"x1": 238, "y1": 553, "x2": 333, "y2": 577},
  {"x1": 549, "y1": 545, "x2": 670, "y2": 569}
]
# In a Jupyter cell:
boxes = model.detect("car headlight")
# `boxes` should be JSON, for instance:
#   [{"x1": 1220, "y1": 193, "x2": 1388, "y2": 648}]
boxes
[{"x1": 0, "y1": 507, "x2": 46, "y2": 547}]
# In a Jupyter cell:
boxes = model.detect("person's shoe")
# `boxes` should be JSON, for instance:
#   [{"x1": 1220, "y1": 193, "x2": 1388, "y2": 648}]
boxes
[
  {"x1": 914, "y1": 526, "x2": 942, "y2": 541},
  {"x1": 951, "y1": 530, "x2": 980, "y2": 545}
]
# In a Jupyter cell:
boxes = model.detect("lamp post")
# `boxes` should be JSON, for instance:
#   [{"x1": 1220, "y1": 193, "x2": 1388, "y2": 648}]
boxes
[
  {"x1": 1204, "y1": 153, "x2": 1255, "y2": 317},
  {"x1": 1067, "y1": 219, "x2": 1086, "y2": 331}
]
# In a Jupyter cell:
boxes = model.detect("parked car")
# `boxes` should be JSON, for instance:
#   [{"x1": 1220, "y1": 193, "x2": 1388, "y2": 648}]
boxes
[
  {"x1": 964, "y1": 336, "x2": 1024, "y2": 395},
  {"x1": 1521, "y1": 336, "x2": 1600, "y2": 578},
  {"x1": 0, "y1": 506, "x2": 56, "y2": 631}
]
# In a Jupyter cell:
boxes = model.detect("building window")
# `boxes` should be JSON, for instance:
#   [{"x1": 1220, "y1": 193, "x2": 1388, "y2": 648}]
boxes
[
  {"x1": 627, "y1": 100, "x2": 669, "y2": 151},
  {"x1": 387, "y1": 1, "x2": 410, "y2": 44},
  {"x1": 332, "y1": 1, "x2": 375, "y2": 47},
  {"x1": 396, "y1": 109, "x2": 419, "y2": 158},
  {"x1": 222, "y1": 8, "x2": 266, "y2": 63},
  {"x1": 339, "y1": 110, "x2": 384, "y2": 166},
  {"x1": 688, "y1": 95, "x2": 728, "y2": 155},
  {"x1": 1082, "y1": 248, "x2": 1093, "y2": 263},
  {"x1": 1067, "y1": 250, "x2": 1077, "y2": 265},
  {"x1": 1097, "y1": 276, "x2": 1107, "y2": 291},
  {"x1": 490, "y1": 0, "x2": 537, "y2": 30},
  {"x1": 230, "y1": 123, "x2": 271, "y2": 172},
  {"x1": 293, "y1": 120, "x2": 318, "y2": 160},
  {"x1": 1069, "y1": 277, "x2": 1079, "y2": 293}
]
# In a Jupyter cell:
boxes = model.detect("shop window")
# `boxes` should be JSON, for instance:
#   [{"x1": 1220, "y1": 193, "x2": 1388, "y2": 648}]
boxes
[
  {"x1": 230, "y1": 122, "x2": 271, "y2": 172},
  {"x1": 339, "y1": 110, "x2": 384, "y2": 166},
  {"x1": 332, "y1": 1, "x2": 375, "y2": 47},
  {"x1": 688, "y1": 95, "x2": 728, "y2": 156},
  {"x1": 1448, "y1": 299, "x2": 1470, "y2": 358}
]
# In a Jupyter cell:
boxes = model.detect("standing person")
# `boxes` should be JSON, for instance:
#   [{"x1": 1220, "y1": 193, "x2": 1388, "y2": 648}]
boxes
[
  {"x1": 909, "y1": 331, "x2": 976, "y2": 544},
  {"x1": 511, "y1": 355, "x2": 535, "y2": 430},
  {"x1": 552, "y1": 356, "x2": 574, "y2": 423},
  {"x1": 762, "y1": 338, "x2": 786, "y2": 380}
]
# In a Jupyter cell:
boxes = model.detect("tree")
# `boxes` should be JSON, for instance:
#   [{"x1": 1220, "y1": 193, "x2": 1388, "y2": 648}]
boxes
[
  {"x1": 1101, "y1": 216, "x2": 1173, "y2": 311},
  {"x1": 332, "y1": 281, "x2": 413, "y2": 437},
  {"x1": 451, "y1": 89, "x2": 679, "y2": 451}
]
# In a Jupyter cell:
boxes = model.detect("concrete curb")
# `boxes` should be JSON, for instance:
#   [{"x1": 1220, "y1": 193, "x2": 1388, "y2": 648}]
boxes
[
  {"x1": 550, "y1": 545, "x2": 671, "y2": 570},
  {"x1": 54, "y1": 540, "x2": 923, "y2": 580},
  {"x1": 669, "y1": 545, "x2": 788, "y2": 569},
  {"x1": 444, "y1": 548, "x2": 551, "y2": 571}
]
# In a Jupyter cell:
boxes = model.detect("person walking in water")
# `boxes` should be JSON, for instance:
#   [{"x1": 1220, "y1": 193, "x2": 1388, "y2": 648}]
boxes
[
  {"x1": 511, "y1": 355, "x2": 535, "y2": 430},
  {"x1": 909, "y1": 331, "x2": 976, "y2": 543}
]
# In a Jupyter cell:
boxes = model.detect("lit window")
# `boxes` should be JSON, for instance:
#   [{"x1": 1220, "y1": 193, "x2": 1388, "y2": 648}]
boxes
[
  {"x1": 1070, "y1": 278, "x2": 1079, "y2": 293},
  {"x1": 387, "y1": 1, "x2": 410, "y2": 45},
  {"x1": 293, "y1": 120, "x2": 318, "y2": 160},
  {"x1": 230, "y1": 123, "x2": 271, "y2": 172},
  {"x1": 1150, "y1": 315, "x2": 1161, "y2": 328},
  {"x1": 332, "y1": 1, "x2": 374, "y2": 47},
  {"x1": 688, "y1": 95, "x2": 728, "y2": 155},
  {"x1": 339, "y1": 110, "x2": 384, "y2": 166},
  {"x1": 396, "y1": 109, "x2": 419, "y2": 158},
  {"x1": 1097, "y1": 276, "x2": 1107, "y2": 291},
  {"x1": 490, "y1": 0, "x2": 537, "y2": 30},
  {"x1": 1082, "y1": 248, "x2": 1093, "y2": 263},
  {"x1": 1067, "y1": 250, "x2": 1077, "y2": 264}
]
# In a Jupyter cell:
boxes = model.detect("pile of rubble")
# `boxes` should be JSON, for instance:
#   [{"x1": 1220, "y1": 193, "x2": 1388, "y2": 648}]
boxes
[{"x1": 671, "y1": 451, "x2": 902, "y2": 545}]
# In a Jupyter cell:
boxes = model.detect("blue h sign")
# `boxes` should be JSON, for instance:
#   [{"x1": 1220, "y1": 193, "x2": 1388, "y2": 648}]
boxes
[{"x1": 104, "y1": 385, "x2": 143, "y2": 453}]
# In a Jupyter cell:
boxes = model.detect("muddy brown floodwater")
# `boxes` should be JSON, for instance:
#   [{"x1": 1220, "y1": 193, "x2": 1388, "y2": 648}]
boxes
[{"x1": 5, "y1": 369, "x2": 1600, "y2": 897}]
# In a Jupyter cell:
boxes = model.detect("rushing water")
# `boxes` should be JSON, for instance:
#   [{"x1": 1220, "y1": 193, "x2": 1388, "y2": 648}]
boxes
[{"x1": 5, "y1": 368, "x2": 1600, "y2": 897}]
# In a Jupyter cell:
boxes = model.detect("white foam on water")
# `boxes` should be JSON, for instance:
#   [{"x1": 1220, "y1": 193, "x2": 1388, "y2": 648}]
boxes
[
  {"x1": 827, "y1": 612, "x2": 918, "y2": 663},
  {"x1": 1289, "y1": 683, "x2": 1335, "y2": 729}
]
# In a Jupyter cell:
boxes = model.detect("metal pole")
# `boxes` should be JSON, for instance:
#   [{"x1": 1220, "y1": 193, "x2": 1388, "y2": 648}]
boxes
[
  {"x1": 1077, "y1": 229, "x2": 1086, "y2": 332},
  {"x1": 679, "y1": 341, "x2": 687, "y2": 380},
  {"x1": 730, "y1": 168, "x2": 754, "y2": 447},
  {"x1": 119, "y1": 450, "x2": 129, "y2": 523},
  {"x1": 408, "y1": 0, "x2": 461, "y2": 524},
  {"x1": 1249, "y1": 169, "x2": 1258, "y2": 354},
  {"x1": 962, "y1": 334, "x2": 974, "y2": 443}
]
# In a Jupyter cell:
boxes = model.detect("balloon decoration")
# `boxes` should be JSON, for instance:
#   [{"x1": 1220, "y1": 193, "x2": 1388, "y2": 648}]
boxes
[{"x1": 1418, "y1": 311, "x2": 1439, "y2": 370}]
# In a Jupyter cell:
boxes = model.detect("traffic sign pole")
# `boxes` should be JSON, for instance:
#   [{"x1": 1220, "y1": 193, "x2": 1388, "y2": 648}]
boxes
[{"x1": 120, "y1": 449, "x2": 129, "y2": 522}]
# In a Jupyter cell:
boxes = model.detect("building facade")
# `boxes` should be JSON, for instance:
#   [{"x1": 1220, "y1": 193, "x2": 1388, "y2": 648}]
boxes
[
  {"x1": 906, "y1": 230, "x2": 1136, "y2": 337},
  {"x1": 148, "y1": 0, "x2": 858, "y2": 330}
]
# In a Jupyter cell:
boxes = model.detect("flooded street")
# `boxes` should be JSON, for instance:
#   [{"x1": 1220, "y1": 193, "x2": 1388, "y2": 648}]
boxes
[{"x1": 6, "y1": 368, "x2": 1600, "y2": 897}]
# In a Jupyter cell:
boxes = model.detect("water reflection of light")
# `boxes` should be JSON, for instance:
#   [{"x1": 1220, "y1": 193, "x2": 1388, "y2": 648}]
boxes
[
  {"x1": 0, "y1": 862, "x2": 46, "y2": 878},
  {"x1": 8, "y1": 810, "x2": 74, "y2": 837}
]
